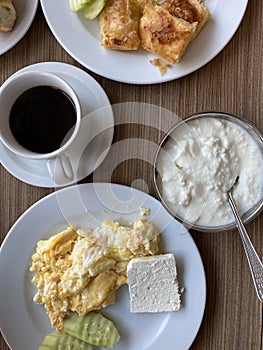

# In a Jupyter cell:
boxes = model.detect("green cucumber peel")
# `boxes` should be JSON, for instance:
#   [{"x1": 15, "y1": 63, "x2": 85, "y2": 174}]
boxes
[
  {"x1": 39, "y1": 332, "x2": 92, "y2": 350},
  {"x1": 64, "y1": 312, "x2": 120, "y2": 348},
  {"x1": 82, "y1": 0, "x2": 109, "y2": 19},
  {"x1": 69, "y1": 0, "x2": 91, "y2": 12}
]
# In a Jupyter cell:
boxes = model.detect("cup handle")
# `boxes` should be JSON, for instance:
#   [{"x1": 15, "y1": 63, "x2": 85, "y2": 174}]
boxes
[{"x1": 46, "y1": 154, "x2": 74, "y2": 184}]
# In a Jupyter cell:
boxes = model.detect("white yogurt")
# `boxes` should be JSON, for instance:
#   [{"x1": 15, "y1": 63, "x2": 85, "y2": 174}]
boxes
[{"x1": 156, "y1": 117, "x2": 263, "y2": 227}]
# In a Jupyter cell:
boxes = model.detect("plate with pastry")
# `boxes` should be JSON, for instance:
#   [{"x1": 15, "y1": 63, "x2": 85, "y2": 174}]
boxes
[
  {"x1": 0, "y1": 183, "x2": 206, "y2": 350},
  {"x1": 0, "y1": 0, "x2": 38, "y2": 55},
  {"x1": 40, "y1": 0, "x2": 247, "y2": 84}
]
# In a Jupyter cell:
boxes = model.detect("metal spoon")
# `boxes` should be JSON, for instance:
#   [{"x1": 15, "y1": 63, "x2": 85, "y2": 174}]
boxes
[{"x1": 227, "y1": 185, "x2": 263, "y2": 302}]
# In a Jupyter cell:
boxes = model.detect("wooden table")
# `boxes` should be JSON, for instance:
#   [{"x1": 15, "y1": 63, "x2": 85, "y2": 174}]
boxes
[{"x1": 1, "y1": 2, "x2": 263, "y2": 349}]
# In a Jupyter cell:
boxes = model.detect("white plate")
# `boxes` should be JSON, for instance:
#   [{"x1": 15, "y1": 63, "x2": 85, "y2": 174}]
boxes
[
  {"x1": 0, "y1": 183, "x2": 206, "y2": 350},
  {"x1": 0, "y1": 0, "x2": 38, "y2": 55},
  {"x1": 40, "y1": 0, "x2": 247, "y2": 84},
  {"x1": 0, "y1": 62, "x2": 114, "y2": 188}
]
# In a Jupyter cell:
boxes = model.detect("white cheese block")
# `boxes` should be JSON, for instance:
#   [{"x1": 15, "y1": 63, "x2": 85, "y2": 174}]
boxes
[{"x1": 127, "y1": 253, "x2": 181, "y2": 313}]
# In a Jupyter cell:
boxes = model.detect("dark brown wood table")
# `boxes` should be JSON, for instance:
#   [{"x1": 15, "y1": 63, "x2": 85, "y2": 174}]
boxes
[{"x1": 1, "y1": 2, "x2": 263, "y2": 349}]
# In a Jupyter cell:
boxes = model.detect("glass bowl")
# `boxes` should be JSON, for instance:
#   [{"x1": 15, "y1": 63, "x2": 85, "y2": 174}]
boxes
[{"x1": 153, "y1": 112, "x2": 263, "y2": 232}]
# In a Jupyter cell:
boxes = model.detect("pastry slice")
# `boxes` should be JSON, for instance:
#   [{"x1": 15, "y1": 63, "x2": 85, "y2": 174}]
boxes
[
  {"x1": 158, "y1": 0, "x2": 211, "y2": 39},
  {"x1": 0, "y1": 0, "x2": 16, "y2": 32},
  {"x1": 100, "y1": 0, "x2": 142, "y2": 50},
  {"x1": 139, "y1": 2, "x2": 197, "y2": 63}
]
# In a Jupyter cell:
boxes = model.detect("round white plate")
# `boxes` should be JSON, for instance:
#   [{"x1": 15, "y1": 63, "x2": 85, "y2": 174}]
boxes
[
  {"x1": 0, "y1": 0, "x2": 38, "y2": 55},
  {"x1": 0, "y1": 62, "x2": 114, "y2": 188},
  {"x1": 40, "y1": 0, "x2": 247, "y2": 84},
  {"x1": 0, "y1": 183, "x2": 206, "y2": 350}
]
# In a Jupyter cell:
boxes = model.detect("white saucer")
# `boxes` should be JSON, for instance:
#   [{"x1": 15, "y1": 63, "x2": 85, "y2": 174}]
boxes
[{"x1": 0, "y1": 62, "x2": 114, "y2": 188}]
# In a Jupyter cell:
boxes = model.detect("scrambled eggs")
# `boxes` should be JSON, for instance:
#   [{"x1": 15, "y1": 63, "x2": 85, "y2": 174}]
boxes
[{"x1": 30, "y1": 220, "x2": 159, "y2": 331}]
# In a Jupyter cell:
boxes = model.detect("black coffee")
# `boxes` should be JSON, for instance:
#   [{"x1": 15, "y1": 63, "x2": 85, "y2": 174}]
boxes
[{"x1": 9, "y1": 86, "x2": 77, "y2": 154}]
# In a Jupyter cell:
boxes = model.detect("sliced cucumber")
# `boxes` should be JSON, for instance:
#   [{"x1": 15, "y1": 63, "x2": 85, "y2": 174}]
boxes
[
  {"x1": 39, "y1": 332, "x2": 92, "y2": 350},
  {"x1": 69, "y1": 0, "x2": 90, "y2": 12},
  {"x1": 82, "y1": 0, "x2": 109, "y2": 19},
  {"x1": 64, "y1": 312, "x2": 120, "y2": 348}
]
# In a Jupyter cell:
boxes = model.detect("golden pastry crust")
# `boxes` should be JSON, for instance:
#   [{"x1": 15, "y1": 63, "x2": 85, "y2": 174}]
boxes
[
  {"x1": 100, "y1": 0, "x2": 211, "y2": 67},
  {"x1": 0, "y1": 0, "x2": 16, "y2": 32},
  {"x1": 140, "y1": 2, "x2": 197, "y2": 63},
  {"x1": 100, "y1": 0, "x2": 146, "y2": 50},
  {"x1": 158, "y1": 0, "x2": 210, "y2": 39},
  {"x1": 150, "y1": 58, "x2": 171, "y2": 75}
]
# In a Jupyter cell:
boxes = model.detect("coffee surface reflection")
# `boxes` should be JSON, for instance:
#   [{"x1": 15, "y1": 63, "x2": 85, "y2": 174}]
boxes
[{"x1": 9, "y1": 85, "x2": 76, "y2": 154}]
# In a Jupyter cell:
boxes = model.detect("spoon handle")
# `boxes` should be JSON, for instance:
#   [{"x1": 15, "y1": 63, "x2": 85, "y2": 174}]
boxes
[{"x1": 228, "y1": 191, "x2": 263, "y2": 302}]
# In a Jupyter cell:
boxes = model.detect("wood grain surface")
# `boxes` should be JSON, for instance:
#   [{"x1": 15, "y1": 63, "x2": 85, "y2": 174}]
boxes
[{"x1": 1, "y1": 1, "x2": 263, "y2": 349}]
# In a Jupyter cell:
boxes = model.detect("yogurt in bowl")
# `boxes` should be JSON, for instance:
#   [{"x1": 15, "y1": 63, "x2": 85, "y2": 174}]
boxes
[{"x1": 154, "y1": 112, "x2": 263, "y2": 232}]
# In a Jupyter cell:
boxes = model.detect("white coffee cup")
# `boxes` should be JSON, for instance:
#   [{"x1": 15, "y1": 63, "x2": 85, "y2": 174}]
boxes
[{"x1": 0, "y1": 70, "x2": 83, "y2": 184}]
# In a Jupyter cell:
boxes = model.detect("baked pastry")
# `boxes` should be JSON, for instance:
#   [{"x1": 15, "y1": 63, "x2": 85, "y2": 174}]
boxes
[
  {"x1": 139, "y1": 2, "x2": 197, "y2": 63},
  {"x1": 140, "y1": 0, "x2": 210, "y2": 63},
  {"x1": 100, "y1": 0, "x2": 147, "y2": 50},
  {"x1": 158, "y1": 0, "x2": 210, "y2": 39},
  {"x1": 0, "y1": 0, "x2": 16, "y2": 32},
  {"x1": 100, "y1": 0, "x2": 211, "y2": 65},
  {"x1": 150, "y1": 58, "x2": 171, "y2": 75}
]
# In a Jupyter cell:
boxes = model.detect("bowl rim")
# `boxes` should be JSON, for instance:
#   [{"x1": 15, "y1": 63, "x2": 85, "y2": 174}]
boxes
[{"x1": 153, "y1": 111, "x2": 263, "y2": 233}]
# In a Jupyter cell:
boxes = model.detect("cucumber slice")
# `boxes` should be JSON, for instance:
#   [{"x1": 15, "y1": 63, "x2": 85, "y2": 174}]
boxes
[
  {"x1": 82, "y1": 0, "x2": 108, "y2": 19},
  {"x1": 69, "y1": 0, "x2": 90, "y2": 12},
  {"x1": 39, "y1": 332, "x2": 92, "y2": 350},
  {"x1": 64, "y1": 312, "x2": 120, "y2": 348}
]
